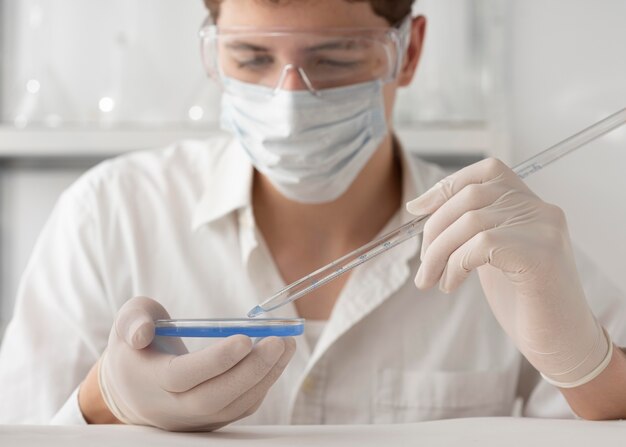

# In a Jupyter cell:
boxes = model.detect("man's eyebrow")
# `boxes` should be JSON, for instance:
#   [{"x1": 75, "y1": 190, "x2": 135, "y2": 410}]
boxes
[
  {"x1": 224, "y1": 39, "x2": 367, "y2": 53},
  {"x1": 225, "y1": 41, "x2": 270, "y2": 52},
  {"x1": 306, "y1": 39, "x2": 367, "y2": 52}
]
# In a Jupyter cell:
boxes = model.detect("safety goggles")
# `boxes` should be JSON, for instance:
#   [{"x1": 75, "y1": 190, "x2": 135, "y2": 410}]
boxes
[{"x1": 199, "y1": 16, "x2": 412, "y2": 96}]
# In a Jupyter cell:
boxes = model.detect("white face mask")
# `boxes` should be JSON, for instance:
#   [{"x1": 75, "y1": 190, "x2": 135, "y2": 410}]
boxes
[{"x1": 220, "y1": 78, "x2": 388, "y2": 204}]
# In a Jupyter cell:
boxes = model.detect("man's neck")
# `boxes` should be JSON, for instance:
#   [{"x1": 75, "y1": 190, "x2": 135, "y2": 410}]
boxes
[{"x1": 252, "y1": 134, "x2": 403, "y2": 254}]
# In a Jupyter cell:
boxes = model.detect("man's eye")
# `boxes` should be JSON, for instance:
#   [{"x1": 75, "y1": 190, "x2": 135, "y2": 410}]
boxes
[
  {"x1": 236, "y1": 55, "x2": 274, "y2": 68},
  {"x1": 315, "y1": 59, "x2": 362, "y2": 68}
]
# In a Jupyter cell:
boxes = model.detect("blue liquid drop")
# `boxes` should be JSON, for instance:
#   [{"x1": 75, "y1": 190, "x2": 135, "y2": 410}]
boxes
[{"x1": 247, "y1": 305, "x2": 264, "y2": 318}]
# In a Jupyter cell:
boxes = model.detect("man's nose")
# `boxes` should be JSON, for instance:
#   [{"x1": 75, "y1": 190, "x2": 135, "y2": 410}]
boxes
[{"x1": 275, "y1": 65, "x2": 316, "y2": 94}]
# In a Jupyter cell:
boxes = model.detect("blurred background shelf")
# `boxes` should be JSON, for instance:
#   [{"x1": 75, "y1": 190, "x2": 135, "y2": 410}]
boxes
[{"x1": 0, "y1": 125, "x2": 492, "y2": 159}]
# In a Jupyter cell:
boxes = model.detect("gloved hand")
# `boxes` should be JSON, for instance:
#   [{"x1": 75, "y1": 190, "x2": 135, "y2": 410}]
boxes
[
  {"x1": 98, "y1": 296, "x2": 296, "y2": 431},
  {"x1": 406, "y1": 158, "x2": 612, "y2": 388}
]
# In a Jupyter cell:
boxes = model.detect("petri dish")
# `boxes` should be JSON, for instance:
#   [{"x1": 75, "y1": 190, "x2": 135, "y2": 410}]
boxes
[{"x1": 154, "y1": 318, "x2": 305, "y2": 338}]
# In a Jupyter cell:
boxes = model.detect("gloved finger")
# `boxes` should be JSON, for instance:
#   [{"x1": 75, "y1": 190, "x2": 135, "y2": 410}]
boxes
[
  {"x1": 156, "y1": 335, "x2": 253, "y2": 393},
  {"x1": 179, "y1": 336, "x2": 286, "y2": 413},
  {"x1": 438, "y1": 245, "x2": 477, "y2": 294},
  {"x1": 208, "y1": 337, "x2": 297, "y2": 423},
  {"x1": 415, "y1": 207, "x2": 508, "y2": 290},
  {"x1": 438, "y1": 227, "x2": 514, "y2": 293},
  {"x1": 406, "y1": 158, "x2": 517, "y2": 217},
  {"x1": 418, "y1": 182, "x2": 512, "y2": 260},
  {"x1": 114, "y1": 296, "x2": 171, "y2": 349},
  {"x1": 438, "y1": 200, "x2": 568, "y2": 293},
  {"x1": 238, "y1": 393, "x2": 265, "y2": 420}
]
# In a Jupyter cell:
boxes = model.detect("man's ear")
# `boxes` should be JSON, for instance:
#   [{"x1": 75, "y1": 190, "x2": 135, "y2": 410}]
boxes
[{"x1": 397, "y1": 16, "x2": 426, "y2": 87}]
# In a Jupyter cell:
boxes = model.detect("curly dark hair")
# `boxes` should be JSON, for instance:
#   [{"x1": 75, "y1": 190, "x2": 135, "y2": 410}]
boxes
[{"x1": 202, "y1": 0, "x2": 415, "y2": 25}]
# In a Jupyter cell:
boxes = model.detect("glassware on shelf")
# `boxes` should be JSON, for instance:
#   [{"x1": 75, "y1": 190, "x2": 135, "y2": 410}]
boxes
[{"x1": 2, "y1": 0, "x2": 212, "y2": 129}]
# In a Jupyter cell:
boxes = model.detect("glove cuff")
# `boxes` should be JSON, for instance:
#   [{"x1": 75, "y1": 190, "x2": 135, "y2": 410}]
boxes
[
  {"x1": 540, "y1": 326, "x2": 613, "y2": 389},
  {"x1": 97, "y1": 349, "x2": 133, "y2": 424}
]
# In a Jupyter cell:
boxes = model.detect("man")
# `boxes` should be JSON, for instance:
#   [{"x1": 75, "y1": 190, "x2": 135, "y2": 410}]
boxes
[{"x1": 1, "y1": 0, "x2": 625, "y2": 431}]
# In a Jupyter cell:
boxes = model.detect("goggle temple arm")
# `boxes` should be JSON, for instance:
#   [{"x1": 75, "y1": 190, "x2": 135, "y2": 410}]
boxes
[{"x1": 391, "y1": 15, "x2": 415, "y2": 79}]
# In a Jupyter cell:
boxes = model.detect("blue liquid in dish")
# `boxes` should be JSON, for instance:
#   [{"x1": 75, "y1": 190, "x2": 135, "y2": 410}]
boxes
[{"x1": 155, "y1": 322, "x2": 304, "y2": 338}]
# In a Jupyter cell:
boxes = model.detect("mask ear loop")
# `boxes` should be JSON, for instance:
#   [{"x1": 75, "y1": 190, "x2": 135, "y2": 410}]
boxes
[{"x1": 273, "y1": 64, "x2": 321, "y2": 97}]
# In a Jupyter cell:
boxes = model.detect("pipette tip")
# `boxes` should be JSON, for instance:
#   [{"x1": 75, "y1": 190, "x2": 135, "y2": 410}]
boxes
[{"x1": 247, "y1": 305, "x2": 264, "y2": 318}]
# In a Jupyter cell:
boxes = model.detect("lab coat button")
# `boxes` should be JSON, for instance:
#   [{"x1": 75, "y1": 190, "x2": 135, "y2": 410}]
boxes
[
  {"x1": 301, "y1": 376, "x2": 315, "y2": 393},
  {"x1": 238, "y1": 210, "x2": 254, "y2": 228}
]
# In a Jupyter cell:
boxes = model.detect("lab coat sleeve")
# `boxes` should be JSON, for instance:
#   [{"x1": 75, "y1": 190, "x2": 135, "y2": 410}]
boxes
[
  {"x1": 49, "y1": 387, "x2": 87, "y2": 425},
  {"x1": 521, "y1": 247, "x2": 626, "y2": 418},
  {"x1": 0, "y1": 181, "x2": 114, "y2": 424}
]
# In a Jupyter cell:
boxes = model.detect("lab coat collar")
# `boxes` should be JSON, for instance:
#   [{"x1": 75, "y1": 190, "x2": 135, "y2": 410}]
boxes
[{"x1": 191, "y1": 138, "x2": 254, "y2": 231}]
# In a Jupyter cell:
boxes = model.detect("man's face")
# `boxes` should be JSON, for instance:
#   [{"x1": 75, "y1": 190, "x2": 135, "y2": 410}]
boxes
[{"x1": 216, "y1": 0, "x2": 424, "y2": 125}]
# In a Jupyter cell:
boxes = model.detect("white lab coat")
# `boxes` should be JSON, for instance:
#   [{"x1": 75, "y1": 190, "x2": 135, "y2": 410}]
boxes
[{"x1": 0, "y1": 136, "x2": 625, "y2": 425}]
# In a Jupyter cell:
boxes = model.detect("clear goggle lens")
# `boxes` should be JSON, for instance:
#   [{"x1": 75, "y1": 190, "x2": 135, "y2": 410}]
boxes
[{"x1": 199, "y1": 19, "x2": 411, "y2": 94}]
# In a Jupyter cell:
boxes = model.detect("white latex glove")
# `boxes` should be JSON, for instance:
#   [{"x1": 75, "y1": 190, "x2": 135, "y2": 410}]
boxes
[
  {"x1": 406, "y1": 158, "x2": 612, "y2": 388},
  {"x1": 98, "y1": 296, "x2": 296, "y2": 431}
]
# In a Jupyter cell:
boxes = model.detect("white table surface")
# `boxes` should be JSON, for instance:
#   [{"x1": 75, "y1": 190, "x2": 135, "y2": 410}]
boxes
[{"x1": 1, "y1": 418, "x2": 625, "y2": 447}]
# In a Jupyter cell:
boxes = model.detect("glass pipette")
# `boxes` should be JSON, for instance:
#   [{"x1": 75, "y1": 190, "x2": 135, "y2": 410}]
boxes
[{"x1": 248, "y1": 107, "x2": 626, "y2": 318}]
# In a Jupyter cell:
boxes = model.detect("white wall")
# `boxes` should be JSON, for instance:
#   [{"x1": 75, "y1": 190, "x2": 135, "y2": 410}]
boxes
[{"x1": 507, "y1": 0, "x2": 626, "y2": 292}]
